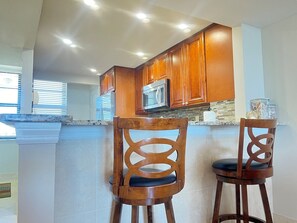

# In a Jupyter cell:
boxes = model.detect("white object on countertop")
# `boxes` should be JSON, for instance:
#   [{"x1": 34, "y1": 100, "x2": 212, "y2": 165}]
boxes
[{"x1": 203, "y1": 111, "x2": 216, "y2": 122}]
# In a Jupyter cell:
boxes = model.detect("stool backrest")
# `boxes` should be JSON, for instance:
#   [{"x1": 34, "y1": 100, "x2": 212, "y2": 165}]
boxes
[
  {"x1": 237, "y1": 118, "x2": 277, "y2": 179},
  {"x1": 112, "y1": 116, "x2": 188, "y2": 201}
]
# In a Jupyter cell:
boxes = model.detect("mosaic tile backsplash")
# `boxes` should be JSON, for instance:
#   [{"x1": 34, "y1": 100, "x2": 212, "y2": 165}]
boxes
[{"x1": 148, "y1": 100, "x2": 235, "y2": 122}]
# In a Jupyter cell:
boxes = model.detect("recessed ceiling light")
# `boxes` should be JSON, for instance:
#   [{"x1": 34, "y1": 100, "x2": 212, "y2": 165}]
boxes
[
  {"x1": 142, "y1": 56, "x2": 148, "y2": 60},
  {"x1": 136, "y1": 52, "x2": 145, "y2": 57},
  {"x1": 84, "y1": 0, "x2": 99, "y2": 10},
  {"x1": 90, "y1": 68, "x2": 97, "y2": 73},
  {"x1": 62, "y1": 38, "x2": 73, "y2": 45},
  {"x1": 136, "y1": 12, "x2": 150, "y2": 23},
  {"x1": 177, "y1": 23, "x2": 191, "y2": 33},
  {"x1": 62, "y1": 38, "x2": 78, "y2": 48}
]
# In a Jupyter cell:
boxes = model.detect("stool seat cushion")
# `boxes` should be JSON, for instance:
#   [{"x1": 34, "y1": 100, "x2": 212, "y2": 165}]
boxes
[
  {"x1": 212, "y1": 158, "x2": 268, "y2": 171},
  {"x1": 109, "y1": 168, "x2": 176, "y2": 187}
]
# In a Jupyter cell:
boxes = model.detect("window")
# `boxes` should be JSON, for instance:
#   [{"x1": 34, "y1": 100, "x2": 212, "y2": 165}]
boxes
[
  {"x1": 32, "y1": 79, "x2": 67, "y2": 115},
  {"x1": 0, "y1": 71, "x2": 21, "y2": 138}
]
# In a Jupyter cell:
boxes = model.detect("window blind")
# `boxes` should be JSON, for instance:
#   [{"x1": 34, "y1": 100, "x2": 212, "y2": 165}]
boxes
[
  {"x1": 32, "y1": 79, "x2": 67, "y2": 115},
  {"x1": 0, "y1": 71, "x2": 21, "y2": 137}
]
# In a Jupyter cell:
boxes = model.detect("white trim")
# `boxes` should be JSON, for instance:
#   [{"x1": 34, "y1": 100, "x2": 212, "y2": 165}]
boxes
[
  {"x1": 0, "y1": 65, "x2": 22, "y2": 74},
  {"x1": 15, "y1": 122, "x2": 61, "y2": 144}
]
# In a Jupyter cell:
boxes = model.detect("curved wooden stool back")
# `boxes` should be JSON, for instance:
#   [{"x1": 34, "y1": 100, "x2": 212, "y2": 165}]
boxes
[
  {"x1": 212, "y1": 118, "x2": 277, "y2": 223},
  {"x1": 110, "y1": 117, "x2": 188, "y2": 223}
]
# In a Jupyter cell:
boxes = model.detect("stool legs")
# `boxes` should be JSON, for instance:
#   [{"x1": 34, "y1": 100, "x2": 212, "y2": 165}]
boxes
[
  {"x1": 147, "y1": 206, "x2": 153, "y2": 223},
  {"x1": 241, "y1": 184, "x2": 249, "y2": 223},
  {"x1": 165, "y1": 199, "x2": 176, "y2": 223},
  {"x1": 112, "y1": 200, "x2": 122, "y2": 223},
  {"x1": 212, "y1": 180, "x2": 223, "y2": 223},
  {"x1": 235, "y1": 185, "x2": 241, "y2": 223},
  {"x1": 131, "y1": 205, "x2": 139, "y2": 223},
  {"x1": 259, "y1": 184, "x2": 273, "y2": 223},
  {"x1": 212, "y1": 179, "x2": 273, "y2": 223}
]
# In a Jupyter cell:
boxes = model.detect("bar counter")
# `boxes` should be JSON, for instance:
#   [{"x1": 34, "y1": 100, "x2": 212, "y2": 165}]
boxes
[{"x1": 0, "y1": 114, "x2": 269, "y2": 223}]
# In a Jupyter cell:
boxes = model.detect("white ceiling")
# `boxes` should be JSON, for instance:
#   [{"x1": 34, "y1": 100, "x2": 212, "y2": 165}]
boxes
[{"x1": 1, "y1": 0, "x2": 297, "y2": 83}]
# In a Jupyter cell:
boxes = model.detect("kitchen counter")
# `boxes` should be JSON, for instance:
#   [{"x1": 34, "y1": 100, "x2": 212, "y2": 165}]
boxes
[{"x1": 0, "y1": 114, "x2": 239, "y2": 126}]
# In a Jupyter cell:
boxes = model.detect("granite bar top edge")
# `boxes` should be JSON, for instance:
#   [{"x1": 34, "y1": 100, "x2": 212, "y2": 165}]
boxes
[
  {"x1": 188, "y1": 120, "x2": 239, "y2": 126},
  {"x1": 64, "y1": 120, "x2": 111, "y2": 126},
  {"x1": 0, "y1": 114, "x2": 73, "y2": 123},
  {"x1": 0, "y1": 114, "x2": 239, "y2": 126},
  {"x1": 68, "y1": 120, "x2": 239, "y2": 126}
]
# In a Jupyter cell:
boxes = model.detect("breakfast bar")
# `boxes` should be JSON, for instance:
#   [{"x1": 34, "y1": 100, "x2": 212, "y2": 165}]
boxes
[{"x1": 0, "y1": 114, "x2": 272, "y2": 223}]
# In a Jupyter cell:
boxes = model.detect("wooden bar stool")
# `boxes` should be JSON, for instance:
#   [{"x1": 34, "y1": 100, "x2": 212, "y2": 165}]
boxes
[
  {"x1": 109, "y1": 116, "x2": 188, "y2": 223},
  {"x1": 212, "y1": 118, "x2": 277, "y2": 223}
]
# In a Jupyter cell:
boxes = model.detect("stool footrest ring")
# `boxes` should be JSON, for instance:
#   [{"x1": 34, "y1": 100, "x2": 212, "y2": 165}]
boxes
[{"x1": 219, "y1": 214, "x2": 266, "y2": 223}]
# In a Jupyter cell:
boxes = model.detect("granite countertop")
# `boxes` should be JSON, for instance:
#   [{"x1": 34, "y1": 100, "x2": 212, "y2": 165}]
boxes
[
  {"x1": 0, "y1": 114, "x2": 73, "y2": 123},
  {"x1": 0, "y1": 114, "x2": 239, "y2": 126},
  {"x1": 188, "y1": 120, "x2": 239, "y2": 126}
]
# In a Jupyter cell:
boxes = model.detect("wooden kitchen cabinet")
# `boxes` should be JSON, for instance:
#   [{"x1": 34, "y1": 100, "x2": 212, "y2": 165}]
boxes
[
  {"x1": 168, "y1": 44, "x2": 184, "y2": 108},
  {"x1": 154, "y1": 53, "x2": 168, "y2": 80},
  {"x1": 100, "y1": 69, "x2": 114, "y2": 95},
  {"x1": 145, "y1": 61, "x2": 155, "y2": 85},
  {"x1": 144, "y1": 53, "x2": 169, "y2": 85},
  {"x1": 204, "y1": 24, "x2": 235, "y2": 102},
  {"x1": 100, "y1": 66, "x2": 135, "y2": 117},
  {"x1": 184, "y1": 33, "x2": 206, "y2": 106},
  {"x1": 135, "y1": 65, "x2": 147, "y2": 115},
  {"x1": 169, "y1": 32, "x2": 206, "y2": 108}
]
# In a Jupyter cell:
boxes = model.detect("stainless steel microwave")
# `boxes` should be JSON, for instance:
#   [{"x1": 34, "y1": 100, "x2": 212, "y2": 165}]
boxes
[{"x1": 142, "y1": 79, "x2": 169, "y2": 111}]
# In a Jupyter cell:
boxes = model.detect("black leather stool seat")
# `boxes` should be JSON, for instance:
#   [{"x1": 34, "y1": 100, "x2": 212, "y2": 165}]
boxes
[
  {"x1": 212, "y1": 158, "x2": 268, "y2": 171},
  {"x1": 109, "y1": 168, "x2": 176, "y2": 187}
]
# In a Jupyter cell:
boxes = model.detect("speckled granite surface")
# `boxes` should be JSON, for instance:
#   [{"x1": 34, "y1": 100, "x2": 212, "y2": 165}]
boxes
[
  {"x1": 188, "y1": 120, "x2": 239, "y2": 126},
  {"x1": 0, "y1": 114, "x2": 239, "y2": 126},
  {"x1": 64, "y1": 120, "x2": 111, "y2": 126},
  {"x1": 0, "y1": 114, "x2": 73, "y2": 123}
]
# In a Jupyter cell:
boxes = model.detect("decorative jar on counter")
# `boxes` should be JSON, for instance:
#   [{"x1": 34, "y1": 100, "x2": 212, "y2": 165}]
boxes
[{"x1": 250, "y1": 98, "x2": 270, "y2": 119}]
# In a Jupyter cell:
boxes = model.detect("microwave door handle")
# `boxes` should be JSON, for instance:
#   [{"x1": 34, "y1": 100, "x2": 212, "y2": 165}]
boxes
[{"x1": 156, "y1": 88, "x2": 161, "y2": 105}]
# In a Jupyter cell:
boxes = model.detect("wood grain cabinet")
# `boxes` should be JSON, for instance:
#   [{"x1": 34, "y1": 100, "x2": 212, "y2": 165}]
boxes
[
  {"x1": 204, "y1": 24, "x2": 235, "y2": 102},
  {"x1": 133, "y1": 24, "x2": 234, "y2": 112},
  {"x1": 169, "y1": 32, "x2": 206, "y2": 108},
  {"x1": 135, "y1": 66, "x2": 147, "y2": 115},
  {"x1": 144, "y1": 53, "x2": 169, "y2": 85},
  {"x1": 100, "y1": 66, "x2": 135, "y2": 117},
  {"x1": 100, "y1": 69, "x2": 114, "y2": 95}
]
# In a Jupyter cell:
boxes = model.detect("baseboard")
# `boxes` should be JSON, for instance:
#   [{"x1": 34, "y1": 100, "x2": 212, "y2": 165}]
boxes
[{"x1": 274, "y1": 213, "x2": 297, "y2": 223}]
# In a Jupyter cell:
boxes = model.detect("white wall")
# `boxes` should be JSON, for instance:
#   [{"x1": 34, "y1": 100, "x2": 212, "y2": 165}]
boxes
[
  {"x1": 242, "y1": 24, "x2": 265, "y2": 106},
  {"x1": 232, "y1": 24, "x2": 266, "y2": 121},
  {"x1": 232, "y1": 27, "x2": 246, "y2": 120},
  {"x1": 20, "y1": 50, "x2": 34, "y2": 114},
  {"x1": 262, "y1": 14, "x2": 297, "y2": 221},
  {"x1": 67, "y1": 83, "x2": 99, "y2": 120}
]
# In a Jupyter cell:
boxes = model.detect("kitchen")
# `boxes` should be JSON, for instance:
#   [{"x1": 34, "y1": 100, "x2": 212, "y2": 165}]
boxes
[{"x1": 1, "y1": 0, "x2": 297, "y2": 223}]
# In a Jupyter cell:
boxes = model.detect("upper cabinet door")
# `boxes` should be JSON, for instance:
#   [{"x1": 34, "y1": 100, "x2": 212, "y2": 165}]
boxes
[
  {"x1": 155, "y1": 53, "x2": 168, "y2": 80},
  {"x1": 135, "y1": 66, "x2": 147, "y2": 115},
  {"x1": 100, "y1": 68, "x2": 115, "y2": 95},
  {"x1": 184, "y1": 33, "x2": 206, "y2": 106},
  {"x1": 204, "y1": 24, "x2": 235, "y2": 102},
  {"x1": 169, "y1": 44, "x2": 185, "y2": 108},
  {"x1": 146, "y1": 62, "x2": 155, "y2": 85},
  {"x1": 169, "y1": 33, "x2": 206, "y2": 109},
  {"x1": 144, "y1": 52, "x2": 169, "y2": 85}
]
